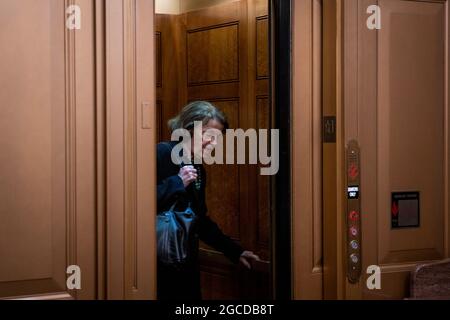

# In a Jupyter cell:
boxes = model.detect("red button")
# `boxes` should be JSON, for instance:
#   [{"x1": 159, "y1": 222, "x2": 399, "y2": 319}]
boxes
[
  {"x1": 349, "y1": 211, "x2": 359, "y2": 221},
  {"x1": 348, "y1": 164, "x2": 359, "y2": 180}
]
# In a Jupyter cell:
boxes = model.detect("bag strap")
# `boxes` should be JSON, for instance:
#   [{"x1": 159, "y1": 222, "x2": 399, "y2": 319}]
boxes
[
  {"x1": 169, "y1": 201, "x2": 178, "y2": 211},
  {"x1": 180, "y1": 163, "x2": 201, "y2": 205},
  {"x1": 163, "y1": 161, "x2": 198, "y2": 213}
]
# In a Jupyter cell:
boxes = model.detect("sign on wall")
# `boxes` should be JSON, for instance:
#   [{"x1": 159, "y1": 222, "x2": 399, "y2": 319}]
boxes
[{"x1": 391, "y1": 192, "x2": 420, "y2": 228}]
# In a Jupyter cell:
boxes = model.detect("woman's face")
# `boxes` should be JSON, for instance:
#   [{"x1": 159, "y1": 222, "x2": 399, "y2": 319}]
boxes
[{"x1": 191, "y1": 118, "x2": 224, "y2": 157}]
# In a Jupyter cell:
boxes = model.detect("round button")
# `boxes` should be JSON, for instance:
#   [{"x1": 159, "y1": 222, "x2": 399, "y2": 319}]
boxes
[
  {"x1": 350, "y1": 254, "x2": 359, "y2": 264},
  {"x1": 349, "y1": 210, "x2": 359, "y2": 221},
  {"x1": 350, "y1": 226, "x2": 358, "y2": 237},
  {"x1": 350, "y1": 240, "x2": 359, "y2": 250}
]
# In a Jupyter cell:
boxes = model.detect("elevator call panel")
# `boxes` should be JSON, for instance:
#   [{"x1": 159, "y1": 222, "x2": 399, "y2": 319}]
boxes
[{"x1": 346, "y1": 140, "x2": 362, "y2": 283}]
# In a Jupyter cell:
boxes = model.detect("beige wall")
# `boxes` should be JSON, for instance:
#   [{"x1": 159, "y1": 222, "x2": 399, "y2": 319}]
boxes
[
  {"x1": 181, "y1": 0, "x2": 239, "y2": 12},
  {"x1": 155, "y1": 0, "x2": 180, "y2": 14},
  {"x1": 155, "y1": 0, "x2": 239, "y2": 14}
]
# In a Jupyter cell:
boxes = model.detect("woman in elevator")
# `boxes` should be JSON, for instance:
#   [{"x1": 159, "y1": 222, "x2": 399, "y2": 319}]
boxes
[{"x1": 156, "y1": 101, "x2": 260, "y2": 300}]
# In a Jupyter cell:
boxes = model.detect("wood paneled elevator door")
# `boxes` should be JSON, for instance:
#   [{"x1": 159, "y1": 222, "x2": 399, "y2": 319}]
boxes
[
  {"x1": 0, "y1": 0, "x2": 98, "y2": 299},
  {"x1": 343, "y1": 0, "x2": 450, "y2": 299}
]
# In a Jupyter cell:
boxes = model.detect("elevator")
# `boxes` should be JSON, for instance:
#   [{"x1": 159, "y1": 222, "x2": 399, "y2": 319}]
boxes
[{"x1": 0, "y1": 0, "x2": 450, "y2": 300}]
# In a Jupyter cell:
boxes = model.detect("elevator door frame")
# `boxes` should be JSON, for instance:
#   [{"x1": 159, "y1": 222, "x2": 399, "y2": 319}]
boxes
[
  {"x1": 146, "y1": 0, "x2": 327, "y2": 300},
  {"x1": 271, "y1": 0, "x2": 293, "y2": 300},
  {"x1": 149, "y1": 0, "x2": 294, "y2": 300}
]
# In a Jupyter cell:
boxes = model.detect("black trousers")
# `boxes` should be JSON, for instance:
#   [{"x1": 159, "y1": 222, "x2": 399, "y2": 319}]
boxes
[{"x1": 157, "y1": 262, "x2": 202, "y2": 300}]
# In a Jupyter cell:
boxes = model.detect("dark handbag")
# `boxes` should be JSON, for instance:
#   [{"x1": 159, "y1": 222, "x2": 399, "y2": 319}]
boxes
[{"x1": 157, "y1": 200, "x2": 197, "y2": 265}]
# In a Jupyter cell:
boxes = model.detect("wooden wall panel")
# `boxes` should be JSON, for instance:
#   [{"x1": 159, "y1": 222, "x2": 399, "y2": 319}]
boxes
[
  {"x1": 106, "y1": 0, "x2": 156, "y2": 300},
  {"x1": 343, "y1": 0, "x2": 450, "y2": 300},
  {"x1": 292, "y1": 0, "x2": 324, "y2": 300},
  {"x1": 155, "y1": 32, "x2": 162, "y2": 88},
  {"x1": 256, "y1": 17, "x2": 269, "y2": 79},
  {"x1": 155, "y1": 14, "x2": 187, "y2": 141},
  {"x1": 200, "y1": 255, "x2": 239, "y2": 299},
  {"x1": 0, "y1": 0, "x2": 98, "y2": 299},
  {"x1": 185, "y1": 1, "x2": 241, "y2": 29},
  {"x1": 0, "y1": 0, "x2": 157, "y2": 300},
  {"x1": 135, "y1": 0, "x2": 158, "y2": 299},
  {"x1": 187, "y1": 24, "x2": 240, "y2": 85},
  {"x1": 0, "y1": 0, "x2": 62, "y2": 291},
  {"x1": 377, "y1": 0, "x2": 445, "y2": 265}
]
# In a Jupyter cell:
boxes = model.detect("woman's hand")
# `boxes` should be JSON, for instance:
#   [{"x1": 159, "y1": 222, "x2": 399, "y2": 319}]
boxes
[
  {"x1": 239, "y1": 250, "x2": 261, "y2": 270},
  {"x1": 178, "y1": 165, "x2": 198, "y2": 188}
]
